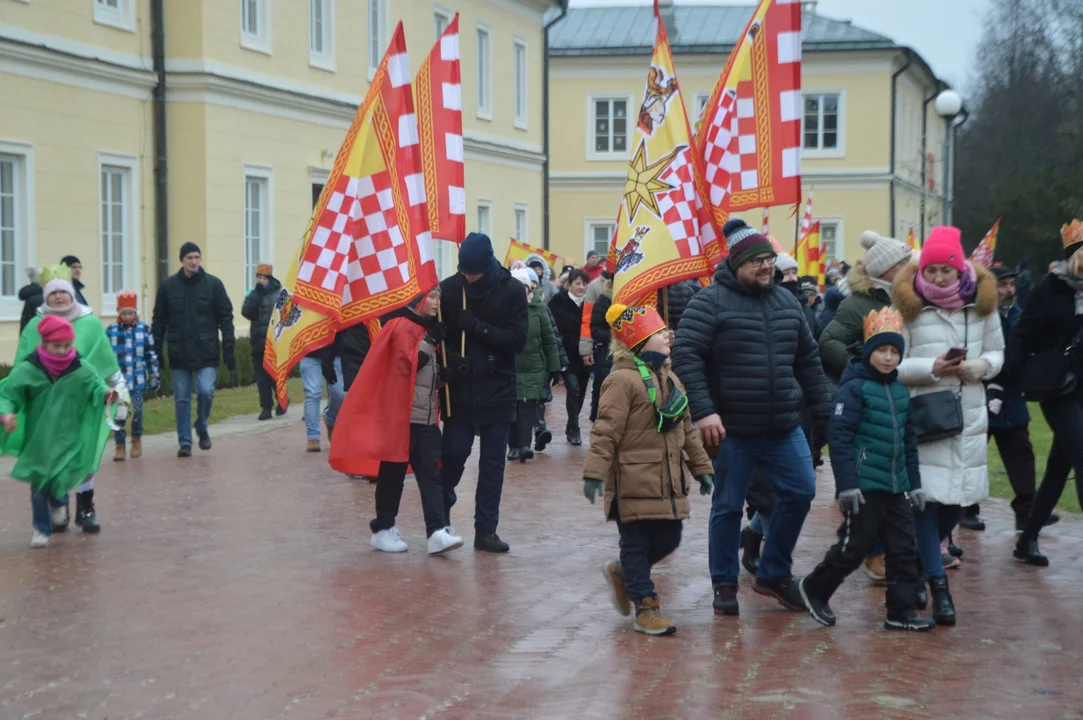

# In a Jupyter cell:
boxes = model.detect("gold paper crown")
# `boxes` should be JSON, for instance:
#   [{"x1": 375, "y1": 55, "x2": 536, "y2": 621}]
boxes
[
  {"x1": 1061, "y1": 219, "x2": 1083, "y2": 250},
  {"x1": 863, "y1": 307, "x2": 904, "y2": 343},
  {"x1": 39, "y1": 263, "x2": 72, "y2": 286}
]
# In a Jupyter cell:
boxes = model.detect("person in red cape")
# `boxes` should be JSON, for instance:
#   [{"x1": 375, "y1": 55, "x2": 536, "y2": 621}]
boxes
[{"x1": 329, "y1": 287, "x2": 464, "y2": 555}]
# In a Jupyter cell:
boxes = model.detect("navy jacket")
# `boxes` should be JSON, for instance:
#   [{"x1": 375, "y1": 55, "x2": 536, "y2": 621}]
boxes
[{"x1": 987, "y1": 304, "x2": 1030, "y2": 430}]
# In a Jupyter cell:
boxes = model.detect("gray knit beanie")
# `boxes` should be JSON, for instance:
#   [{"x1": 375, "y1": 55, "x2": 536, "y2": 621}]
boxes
[
  {"x1": 860, "y1": 230, "x2": 911, "y2": 278},
  {"x1": 775, "y1": 252, "x2": 799, "y2": 274}
]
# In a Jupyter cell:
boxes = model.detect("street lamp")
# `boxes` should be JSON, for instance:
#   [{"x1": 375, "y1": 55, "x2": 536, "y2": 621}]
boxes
[{"x1": 935, "y1": 89, "x2": 963, "y2": 226}]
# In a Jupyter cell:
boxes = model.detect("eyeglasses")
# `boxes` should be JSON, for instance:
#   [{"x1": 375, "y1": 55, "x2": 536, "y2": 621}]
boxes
[{"x1": 749, "y1": 255, "x2": 777, "y2": 268}]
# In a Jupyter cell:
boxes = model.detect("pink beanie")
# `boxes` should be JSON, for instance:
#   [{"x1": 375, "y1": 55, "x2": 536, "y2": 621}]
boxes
[
  {"x1": 919, "y1": 227, "x2": 966, "y2": 272},
  {"x1": 38, "y1": 315, "x2": 75, "y2": 343}
]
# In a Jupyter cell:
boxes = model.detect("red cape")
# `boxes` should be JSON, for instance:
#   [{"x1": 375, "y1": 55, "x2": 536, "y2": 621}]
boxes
[{"x1": 329, "y1": 317, "x2": 426, "y2": 476}]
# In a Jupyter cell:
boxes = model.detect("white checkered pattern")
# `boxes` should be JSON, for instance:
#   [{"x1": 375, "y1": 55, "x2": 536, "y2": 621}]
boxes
[
  {"x1": 656, "y1": 150, "x2": 702, "y2": 258},
  {"x1": 424, "y1": 16, "x2": 465, "y2": 239}
]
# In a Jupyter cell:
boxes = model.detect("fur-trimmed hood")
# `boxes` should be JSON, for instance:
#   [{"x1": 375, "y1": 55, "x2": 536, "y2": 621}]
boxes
[
  {"x1": 845, "y1": 261, "x2": 874, "y2": 296},
  {"x1": 892, "y1": 260, "x2": 997, "y2": 323},
  {"x1": 523, "y1": 253, "x2": 553, "y2": 283}
]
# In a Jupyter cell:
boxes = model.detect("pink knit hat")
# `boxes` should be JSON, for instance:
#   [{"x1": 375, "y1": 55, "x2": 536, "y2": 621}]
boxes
[
  {"x1": 38, "y1": 315, "x2": 75, "y2": 343},
  {"x1": 919, "y1": 227, "x2": 966, "y2": 272}
]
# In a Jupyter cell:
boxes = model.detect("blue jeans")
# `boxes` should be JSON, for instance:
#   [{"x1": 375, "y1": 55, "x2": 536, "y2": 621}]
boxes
[
  {"x1": 441, "y1": 422, "x2": 510, "y2": 535},
  {"x1": 709, "y1": 428, "x2": 816, "y2": 586},
  {"x1": 913, "y1": 502, "x2": 946, "y2": 580},
  {"x1": 299, "y1": 356, "x2": 345, "y2": 440},
  {"x1": 114, "y1": 390, "x2": 144, "y2": 444},
  {"x1": 172, "y1": 367, "x2": 217, "y2": 448}
]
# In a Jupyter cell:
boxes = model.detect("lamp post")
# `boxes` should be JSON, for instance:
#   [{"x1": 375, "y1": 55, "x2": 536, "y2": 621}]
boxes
[{"x1": 935, "y1": 89, "x2": 962, "y2": 226}]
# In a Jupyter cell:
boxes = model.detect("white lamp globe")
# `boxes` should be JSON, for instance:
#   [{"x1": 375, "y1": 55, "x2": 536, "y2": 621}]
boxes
[{"x1": 935, "y1": 89, "x2": 963, "y2": 117}]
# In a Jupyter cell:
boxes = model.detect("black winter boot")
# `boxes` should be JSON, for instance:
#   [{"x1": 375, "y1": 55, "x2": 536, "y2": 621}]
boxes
[
  {"x1": 75, "y1": 490, "x2": 101, "y2": 534},
  {"x1": 929, "y1": 576, "x2": 955, "y2": 626},
  {"x1": 740, "y1": 526, "x2": 763, "y2": 575},
  {"x1": 1014, "y1": 536, "x2": 1049, "y2": 567},
  {"x1": 567, "y1": 427, "x2": 582, "y2": 447}
]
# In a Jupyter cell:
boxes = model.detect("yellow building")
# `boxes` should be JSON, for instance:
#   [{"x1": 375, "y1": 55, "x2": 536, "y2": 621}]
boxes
[
  {"x1": 546, "y1": 4, "x2": 955, "y2": 267},
  {"x1": 0, "y1": 0, "x2": 559, "y2": 359}
]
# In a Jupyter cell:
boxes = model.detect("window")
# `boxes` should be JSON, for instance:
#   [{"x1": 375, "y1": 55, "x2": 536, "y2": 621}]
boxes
[
  {"x1": 513, "y1": 39, "x2": 528, "y2": 129},
  {"x1": 244, "y1": 167, "x2": 274, "y2": 293},
  {"x1": 803, "y1": 93, "x2": 840, "y2": 151},
  {"x1": 99, "y1": 166, "x2": 128, "y2": 295},
  {"x1": 309, "y1": 0, "x2": 334, "y2": 71},
  {"x1": 241, "y1": 0, "x2": 271, "y2": 54},
  {"x1": 0, "y1": 155, "x2": 22, "y2": 298},
  {"x1": 589, "y1": 222, "x2": 615, "y2": 258},
  {"x1": 693, "y1": 93, "x2": 710, "y2": 121},
  {"x1": 311, "y1": 182, "x2": 324, "y2": 209},
  {"x1": 592, "y1": 97, "x2": 629, "y2": 156},
  {"x1": 434, "y1": 7, "x2": 452, "y2": 39},
  {"x1": 476, "y1": 201, "x2": 492, "y2": 237},
  {"x1": 514, "y1": 204, "x2": 528, "y2": 242},
  {"x1": 368, "y1": 0, "x2": 385, "y2": 78},
  {"x1": 94, "y1": 0, "x2": 135, "y2": 32},
  {"x1": 819, "y1": 222, "x2": 839, "y2": 263},
  {"x1": 433, "y1": 240, "x2": 456, "y2": 280},
  {"x1": 476, "y1": 25, "x2": 492, "y2": 119}
]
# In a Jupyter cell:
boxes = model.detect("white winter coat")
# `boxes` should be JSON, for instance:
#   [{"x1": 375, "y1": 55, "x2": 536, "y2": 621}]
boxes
[{"x1": 892, "y1": 262, "x2": 1005, "y2": 507}]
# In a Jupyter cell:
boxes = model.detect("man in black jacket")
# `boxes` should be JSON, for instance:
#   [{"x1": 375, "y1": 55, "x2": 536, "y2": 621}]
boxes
[
  {"x1": 60, "y1": 255, "x2": 89, "y2": 306},
  {"x1": 672, "y1": 219, "x2": 832, "y2": 616},
  {"x1": 439, "y1": 233, "x2": 528, "y2": 552},
  {"x1": 241, "y1": 263, "x2": 283, "y2": 420},
  {"x1": 18, "y1": 266, "x2": 43, "y2": 332},
  {"x1": 152, "y1": 242, "x2": 236, "y2": 457}
]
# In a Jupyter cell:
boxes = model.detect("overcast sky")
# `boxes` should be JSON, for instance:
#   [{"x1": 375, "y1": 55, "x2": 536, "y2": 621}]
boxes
[{"x1": 567, "y1": 0, "x2": 990, "y2": 91}]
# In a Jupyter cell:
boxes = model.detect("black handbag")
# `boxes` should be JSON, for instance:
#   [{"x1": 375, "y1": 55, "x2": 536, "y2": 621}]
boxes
[
  {"x1": 911, "y1": 309, "x2": 967, "y2": 443},
  {"x1": 1020, "y1": 327, "x2": 1083, "y2": 402}
]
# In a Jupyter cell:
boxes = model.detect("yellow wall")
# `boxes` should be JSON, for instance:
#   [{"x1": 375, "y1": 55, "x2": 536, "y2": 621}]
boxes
[{"x1": 1, "y1": 0, "x2": 151, "y2": 59}]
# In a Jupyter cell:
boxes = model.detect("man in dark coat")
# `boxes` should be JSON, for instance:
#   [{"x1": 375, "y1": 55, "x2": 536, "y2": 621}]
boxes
[
  {"x1": 151, "y1": 242, "x2": 235, "y2": 456},
  {"x1": 60, "y1": 255, "x2": 89, "y2": 306},
  {"x1": 241, "y1": 263, "x2": 283, "y2": 420},
  {"x1": 672, "y1": 219, "x2": 832, "y2": 616},
  {"x1": 1014, "y1": 258, "x2": 1032, "y2": 310},
  {"x1": 439, "y1": 233, "x2": 528, "y2": 552}
]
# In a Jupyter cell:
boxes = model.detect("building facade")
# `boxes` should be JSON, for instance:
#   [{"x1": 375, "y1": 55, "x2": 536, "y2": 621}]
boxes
[
  {"x1": 546, "y1": 4, "x2": 953, "y2": 268},
  {"x1": 0, "y1": 0, "x2": 556, "y2": 359}
]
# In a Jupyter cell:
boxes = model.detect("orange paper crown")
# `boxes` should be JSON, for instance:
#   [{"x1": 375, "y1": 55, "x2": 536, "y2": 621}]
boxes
[
  {"x1": 863, "y1": 307, "x2": 904, "y2": 344},
  {"x1": 1061, "y1": 220, "x2": 1083, "y2": 251},
  {"x1": 116, "y1": 291, "x2": 138, "y2": 311},
  {"x1": 606, "y1": 303, "x2": 666, "y2": 351}
]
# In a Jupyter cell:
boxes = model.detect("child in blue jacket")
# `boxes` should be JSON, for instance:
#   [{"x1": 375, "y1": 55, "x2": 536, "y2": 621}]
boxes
[
  {"x1": 798, "y1": 308, "x2": 934, "y2": 631},
  {"x1": 106, "y1": 291, "x2": 160, "y2": 461}
]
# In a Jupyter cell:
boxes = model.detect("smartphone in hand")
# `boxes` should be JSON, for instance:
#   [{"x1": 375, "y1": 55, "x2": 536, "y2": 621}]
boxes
[{"x1": 944, "y1": 347, "x2": 968, "y2": 362}]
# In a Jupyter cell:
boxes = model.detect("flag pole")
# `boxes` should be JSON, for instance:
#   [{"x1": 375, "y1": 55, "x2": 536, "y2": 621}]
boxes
[
  {"x1": 437, "y1": 300, "x2": 451, "y2": 417},
  {"x1": 793, "y1": 203, "x2": 801, "y2": 254}
]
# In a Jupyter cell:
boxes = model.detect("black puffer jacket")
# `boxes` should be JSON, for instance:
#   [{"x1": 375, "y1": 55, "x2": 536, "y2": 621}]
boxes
[
  {"x1": 151, "y1": 267, "x2": 235, "y2": 371},
  {"x1": 240, "y1": 277, "x2": 282, "y2": 355},
  {"x1": 18, "y1": 283, "x2": 43, "y2": 333},
  {"x1": 591, "y1": 293, "x2": 612, "y2": 346},
  {"x1": 439, "y1": 260, "x2": 529, "y2": 426},
  {"x1": 658, "y1": 280, "x2": 700, "y2": 333},
  {"x1": 671, "y1": 262, "x2": 832, "y2": 436},
  {"x1": 340, "y1": 322, "x2": 372, "y2": 391},
  {"x1": 1004, "y1": 271, "x2": 1083, "y2": 385},
  {"x1": 549, "y1": 290, "x2": 586, "y2": 372}
]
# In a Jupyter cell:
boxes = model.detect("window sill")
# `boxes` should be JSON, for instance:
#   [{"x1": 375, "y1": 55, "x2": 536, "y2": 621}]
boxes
[
  {"x1": 241, "y1": 35, "x2": 273, "y2": 56},
  {"x1": 513, "y1": 119, "x2": 528, "y2": 131},
  {"x1": 93, "y1": 9, "x2": 136, "y2": 33},
  {"x1": 309, "y1": 54, "x2": 336, "y2": 73},
  {"x1": 476, "y1": 110, "x2": 493, "y2": 122},
  {"x1": 802, "y1": 148, "x2": 845, "y2": 160},
  {"x1": 586, "y1": 153, "x2": 629, "y2": 162}
]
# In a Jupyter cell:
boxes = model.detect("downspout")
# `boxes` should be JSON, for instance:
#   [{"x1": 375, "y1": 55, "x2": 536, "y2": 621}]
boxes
[
  {"x1": 919, "y1": 84, "x2": 941, "y2": 239},
  {"x1": 542, "y1": 1, "x2": 569, "y2": 251},
  {"x1": 889, "y1": 48, "x2": 913, "y2": 238},
  {"x1": 151, "y1": 0, "x2": 169, "y2": 285}
]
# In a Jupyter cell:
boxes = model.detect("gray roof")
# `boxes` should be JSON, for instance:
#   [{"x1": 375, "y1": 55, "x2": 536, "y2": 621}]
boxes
[{"x1": 549, "y1": 5, "x2": 897, "y2": 56}]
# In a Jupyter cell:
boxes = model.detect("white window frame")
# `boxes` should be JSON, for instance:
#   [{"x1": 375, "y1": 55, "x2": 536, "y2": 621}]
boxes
[
  {"x1": 94, "y1": 0, "x2": 136, "y2": 33},
  {"x1": 97, "y1": 153, "x2": 140, "y2": 312},
  {"x1": 367, "y1": 0, "x2": 387, "y2": 81},
  {"x1": 476, "y1": 23, "x2": 492, "y2": 121},
  {"x1": 692, "y1": 93, "x2": 710, "y2": 122},
  {"x1": 585, "y1": 219, "x2": 616, "y2": 259},
  {"x1": 816, "y1": 218, "x2": 845, "y2": 264},
  {"x1": 0, "y1": 142, "x2": 35, "y2": 318},
  {"x1": 309, "y1": 0, "x2": 335, "y2": 72},
  {"x1": 433, "y1": 239, "x2": 456, "y2": 280},
  {"x1": 476, "y1": 200, "x2": 492, "y2": 237},
  {"x1": 587, "y1": 94, "x2": 634, "y2": 161},
  {"x1": 240, "y1": 0, "x2": 272, "y2": 55},
  {"x1": 513, "y1": 203, "x2": 528, "y2": 242},
  {"x1": 801, "y1": 90, "x2": 846, "y2": 159},
  {"x1": 433, "y1": 6, "x2": 453, "y2": 39},
  {"x1": 513, "y1": 38, "x2": 528, "y2": 130},
  {"x1": 243, "y1": 165, "x2": 275, "y2": 294}
]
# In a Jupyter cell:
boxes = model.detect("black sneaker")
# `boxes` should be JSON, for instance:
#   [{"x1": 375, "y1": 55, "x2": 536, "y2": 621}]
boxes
[
  {"x1": 798, "y1": 576, "x2": 835, "y2": 626},
  {"x1": 1014, "y1": 537, "x2": 1049, "y2": 567},
  {"x1": 474, "y1": 533, "x2": 510, "y2": 553},
  {"x1": 740, "y1": 526, "x2": 762, "y2": 575},
  {"x1": 713, "y1": 583, "x2": 739, "y2": 616},
  {"x1": 258, "y1": 408, "x2": 272, "y2": 421},
  {"x1": 518, "y1": 447, "x2": 534, "y2": 463},
  {"x1": 567, "y1": 429, "x2": 582, "y2": 447},
  {"x1": 947, "y1": 542, "x2": 963, "y2": 558},
  {"x1": 275, "y1": 404, "x2": 287, "y2": 416},
  {"x1": 753, "y1": 575, "x2": 807, "y2": 611},
  {"x1": 959, "y1": 514, "x2": 985, "y2": 531},
  {"x1": 177, "y1": 445, "x2": 192, "y2": 458},
  {"x1": 884, "y1": 611, "x2": 935, "y2": 632},
  {"x1": 198, "y1": 431, "x2": 212, "y2": 451},
  {"x1": 507, "y1": 448, "x2": 520, "y2": 462},
  {"x1": 534, "y1": 429, "x2": 552, "y2": 452},
  {"x1": 1016, "y1": 513, "x2": 1061, "y2": 533}
]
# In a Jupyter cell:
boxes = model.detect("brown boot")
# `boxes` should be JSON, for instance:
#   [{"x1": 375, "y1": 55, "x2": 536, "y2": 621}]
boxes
[
  {"x1": 129, "y1": 436, "x2": 142, "y2": 459},
  {"x1": 602, "y1": 561, "x2": 632, "y2": 616},
  {"x1": 634, "y1": 595, "x2": 676, "y2": 636},
  {"x1": 307, "y1": 439, "x2": 321, "y2": 453},
  {"x1": 113, "y1": 443, "x2": 126, "y2": 462},
  {"x1": 863, "y1": 554, "x2": 887, "y2": 585}
]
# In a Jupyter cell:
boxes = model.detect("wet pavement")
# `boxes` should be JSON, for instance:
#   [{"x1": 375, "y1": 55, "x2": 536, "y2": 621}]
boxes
[{"x1": 1, "y1": 394, "x2": 1081, "y2": 719}]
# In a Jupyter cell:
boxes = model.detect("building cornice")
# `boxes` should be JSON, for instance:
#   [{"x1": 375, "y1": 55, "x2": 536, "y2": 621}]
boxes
[{"x1": 550, "y1": 167, "x2": 894, "y2": 190}]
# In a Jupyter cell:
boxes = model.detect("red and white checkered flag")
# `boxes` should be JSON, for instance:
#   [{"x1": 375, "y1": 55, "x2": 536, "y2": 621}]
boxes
[{"x1": 799, "y1": 187, "x2": 814, "y2": 240}]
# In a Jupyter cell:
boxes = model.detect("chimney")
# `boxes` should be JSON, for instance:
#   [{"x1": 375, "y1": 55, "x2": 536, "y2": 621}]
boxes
[{"x1": 658, "y1": 0, "x2": 677, "y2": 40}]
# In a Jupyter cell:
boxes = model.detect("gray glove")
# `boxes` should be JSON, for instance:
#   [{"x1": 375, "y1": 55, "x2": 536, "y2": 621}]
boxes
[
  {"x1": 838, "y1": 488, "x2": 865, "y2": 515},
  {"x1": 909, "y1": 488, "x2": 927, "y2": 513}
]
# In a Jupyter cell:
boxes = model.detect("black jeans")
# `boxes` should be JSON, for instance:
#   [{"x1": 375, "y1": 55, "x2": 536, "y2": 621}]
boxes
[
  {"x1": 441, "y1": 422, "x2": 510, "y2": 535},
  {"x1": 511, "y1": 400, "x2": 538, "y2": 450},
  {"x1": 590, "y1": 344, "x2": 612, "y2": 424},
  {"x1": 968, "y1": 426, "x2": 1037, "y2": 521},
  {"x1": 1024, "y1": 397, "x2": 1083, "y2": 538},
  {"x1": 252, "y1": 350, "x2": 274, "y2": 411},
  {"x1": 564, "y1": 367, "x2": 592, "y2": 432},
  {"x1": 371, "y1": 424, "x2": 445, "y2": 537},
  {"x1": 616, "y1": 515, "x2": 683, "y2": 603},
  {"x1": 803, "y1": 492, "x2": 921, "y2": 616}
]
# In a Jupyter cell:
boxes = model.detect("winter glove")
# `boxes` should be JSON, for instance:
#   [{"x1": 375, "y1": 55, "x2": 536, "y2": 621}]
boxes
[
  {"x1": 838, "y1": 488, "x2": 865, "y2": 515},
  {"x1": 224, "y1": 352, "x2": 237, "y2": 373},
  {"x1": 549, "y1": 371, "x2": 563, "y2": 386},
  {"x1": 813, "y1": 420, "x2": 830, "y2": 453},
  {"x1": 447, "y1": 354, "x2": 471, "y2": 380},
  {"x1": 697, "y1": 474, "x2": 714, "y2": 496},
  {"x1": 909, "y1": 488, "x2": 927, "y2": 513},
  {"x1": 459, "y1": 310, "x2": 488, "y2": 337},
  {"x1": 427, "y1": 322, "x2": 448, "y2": 347},
  {"x1": 960, "y1": 359, "x2": 990, "y2": 383},
  {"x1": 987, "y1": 383, "x2": 1004, "y2": 415},
  {"x1": 583, "y1": 478, "x2": 604, "y2": 504}
]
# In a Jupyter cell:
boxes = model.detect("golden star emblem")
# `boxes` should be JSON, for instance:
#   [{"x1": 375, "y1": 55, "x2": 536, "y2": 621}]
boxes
[{"x1": 623, "y1": 142, "x2": 683, "y2": 222}]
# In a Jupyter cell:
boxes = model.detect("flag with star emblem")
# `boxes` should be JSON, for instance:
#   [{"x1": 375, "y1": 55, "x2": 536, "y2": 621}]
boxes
[
  {"x1": 609, "y1": 0, "x2": 723, "y2": 307},
  {"x1": 263, "y1": 23, "x2": 437, "y2": 408}
]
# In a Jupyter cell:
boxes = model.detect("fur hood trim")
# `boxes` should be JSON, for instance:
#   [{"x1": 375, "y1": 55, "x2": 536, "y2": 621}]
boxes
[{"x1": 892, "y1": 260, "x2": 997, "y2": 323}]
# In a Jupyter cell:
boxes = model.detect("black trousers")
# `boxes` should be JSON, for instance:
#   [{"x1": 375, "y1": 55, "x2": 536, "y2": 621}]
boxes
[
  {"x1": 1024, "y1": 397, "x2": 1083, "y2": 538},
  {"x1": 371, "y1": 424, "x2": 445, "y2": 537},
  {"x1": 803, "y1": 492, "x2": 921, "y2": 616},
  {"x1": 590, "y1": 344, "x2": 612, "y2": 423},
  {"x1": 512, "y1": 400, "x2": 538, "y2": 450},
  {"x1": 564, "y1": 367, "x2": 592, "y2": 432},
  {"x1": 968, "y1": 426, "x2": 1037, "y2": 521},
  {"x1": 252, "y1": 350, "x2": 274, "y2": 411},
  {"x1": 616, "y1": 515, "x2": 683, "y2": 603}
]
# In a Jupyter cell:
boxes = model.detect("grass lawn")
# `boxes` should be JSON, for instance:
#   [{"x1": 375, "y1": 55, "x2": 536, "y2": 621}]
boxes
[
  {"x1": 987, "y1": 403, "x2": 1080, "y2": 513},
  {"x1": 138, "y1": 378, "x2": 306, "y2": 437}
]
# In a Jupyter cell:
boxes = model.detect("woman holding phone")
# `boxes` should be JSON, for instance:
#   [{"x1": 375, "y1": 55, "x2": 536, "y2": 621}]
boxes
[{"x1": 892, "y1": 227, "x2": 1004, "y2": 625}]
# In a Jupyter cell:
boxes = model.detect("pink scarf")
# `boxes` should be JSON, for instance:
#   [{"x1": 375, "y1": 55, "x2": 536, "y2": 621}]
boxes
[
  {"x1": 38, "y1": 347, "x2": 76, "y2": 378},
  {"x1": 916, "y1": 263, "x2": 976, "y2": 313}
]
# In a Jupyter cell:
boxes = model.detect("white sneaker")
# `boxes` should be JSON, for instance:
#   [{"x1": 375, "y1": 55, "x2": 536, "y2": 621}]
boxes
[
  {"x1": 51, "y1": 504, "x2": 68, "y2": 530},
  {"x1": 371, "y1": 527, "x2": 408, "y2": 553},
  {"x1": 427, "y1": 527, "x2": 464, "y2": 555},
  {"x1": 31, "y1": 530, "x2": 49, "y2": 548}
]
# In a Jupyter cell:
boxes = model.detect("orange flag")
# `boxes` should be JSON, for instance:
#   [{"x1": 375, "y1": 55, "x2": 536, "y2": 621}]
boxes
[{"x1": 970, "y1": 217, "x2": 1001, "y2": 268}]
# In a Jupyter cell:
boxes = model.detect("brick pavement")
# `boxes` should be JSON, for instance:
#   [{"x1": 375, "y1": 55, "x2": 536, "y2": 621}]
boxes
[{"x1": 0, "y1": 394, "x2": 1081, "y2": 720}]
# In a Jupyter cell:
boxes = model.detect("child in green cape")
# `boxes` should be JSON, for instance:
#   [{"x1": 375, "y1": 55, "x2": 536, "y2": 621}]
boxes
[{"x1": 0, "y1": 316, "x2": 115, "y2": 548}]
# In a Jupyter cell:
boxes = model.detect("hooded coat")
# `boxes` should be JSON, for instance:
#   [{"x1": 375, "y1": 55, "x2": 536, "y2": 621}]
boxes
[
  {"x1": 241, "y1": 276, "x2": 282, "y2": 356},
  {"x1": 818, "y1": 262, "x2": 893, "y2": 378},
  {"x1": 892, "y1": 261, "x2": 1004, "y2": 506},
  {"x1": 516, "y1": 291, "x2": 560, "y2": 401},
  {"x1": 524, "y1": 253, "x2": 560, "y2": 304}
]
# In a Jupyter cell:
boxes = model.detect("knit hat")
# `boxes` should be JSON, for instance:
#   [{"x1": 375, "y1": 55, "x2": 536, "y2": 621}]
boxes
[
  {"x1": 799, "y1": 275, "x2": 819, "y2": 293},
  {"x1": 920, "y1": 227, "x2": 966, "y2": 272},
  {"x1": 860, "y1": 230, "x2": 912, "y2": 278},
  {"x1": 1061, "y1": 219, "x2": 1083, "y2": 259},
  {"x1": 179, "y1": 242, "x2": 201, "y2": 261},
  {"x1": 525, "y1": 268, "x2": 539, "y2": 285},
  {"x1": 116, "y1": 291, "x2": 138, "y2": 311},
  {"x1": 60, "y1": 255, "x2": 81, "y2": 267},
  {"x1": 38, "y1": 315, "x2": 75, "y2": 344},
  {"x1": 43, "y1": 277, "x2": 77, "y2": 304},
  {"x1": 510, "y1": 267, "x2": 532, "y2": 288},
  {"x1": 723, "y1": 219, "x2": 775, "y2": 269},
  {"x1": 775, "y1": 252, "x2": 799, "y2": 274},
  {"x1": 25, "y1": 266, "x2": 40, "y2": 285},
  {"x1": 862, "y1": 308, "x2": 905, "y2": 362},
  {"x1": 458, "y1": 232, "x2": 494, "y2": 274},
  {"x1": 256, "y1": 263, "x2": 273, "y2": 277},
  {"x1": 606, "y1": 303, "x2": 667, "y2": 352}
]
